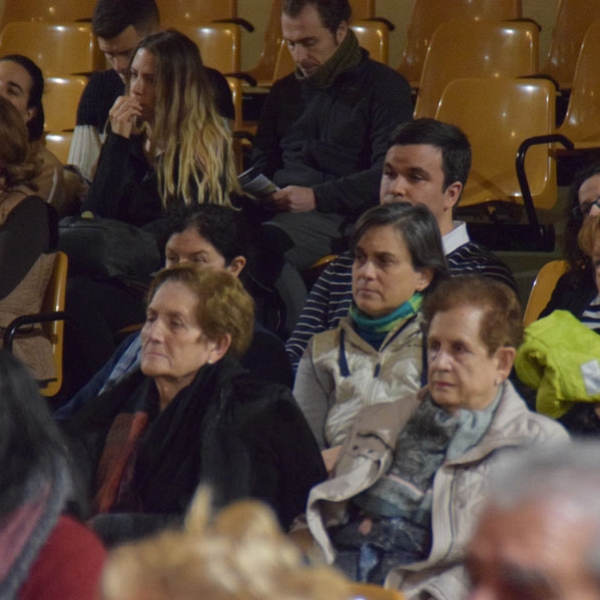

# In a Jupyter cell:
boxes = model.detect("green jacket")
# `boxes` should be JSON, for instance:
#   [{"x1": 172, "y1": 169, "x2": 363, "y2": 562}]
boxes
[{"x1": 515, "y1": 310, "x2": 600, "y2": 418}]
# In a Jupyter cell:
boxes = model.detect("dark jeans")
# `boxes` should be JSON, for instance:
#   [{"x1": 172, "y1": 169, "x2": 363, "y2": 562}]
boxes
[{"x1": 330, "y1": 516, "x2": 430, "y2": 584}]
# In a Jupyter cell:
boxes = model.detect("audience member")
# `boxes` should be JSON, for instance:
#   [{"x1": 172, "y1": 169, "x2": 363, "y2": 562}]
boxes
[
  {"x1": 0, "y1": 55, "x2": 65, "y2": 212},
  {"x1": 69, "y1": 0, "x2": 234, "y2": 182},
  {"x1": 516, "y1": 214, "x2": 600, "y2": 432},
  {"x1": 0, "y1": 349, "x2": 105, "y2": 600},
  {"x1": 286, "y1": 118, "x2": 516, "y2": 372},
  {"x1": 0, "y1": 96, "x2": 58, "y2": 381},
  {"x1": 56, "y1": 204, "x2": 294, "y2": 412},
  {"x1": 251, "y1": 0, "x2": 412, "y2": 273},
  {"x1": 61, "y1": 267, "x2": 325, "y2": 546},
  {"x1": 300, "y1": 276, "x2": 567, "y2": 597},
  {"x1": 464, "y1": 441, "x2": 600, "y2": 600},
  {"x1": 101, "y1": 490, "x2": 350, "y2": 600},
  {"x1": 293, "y1": 202, "x2": 447, "y2": 448},
  {"x1": 82, "y1": 29, "x2": 238, "y2": 227},
  {"x1": 541, "y1": 160, "x2": 600, "y2": 319}
]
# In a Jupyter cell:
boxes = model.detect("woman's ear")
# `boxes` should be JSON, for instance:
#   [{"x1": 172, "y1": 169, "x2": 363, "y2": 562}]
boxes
[
  {"x1": 227, "y1": 256, "x2": 246, "y2": 278},
  {"x1": 495, "y1": 346, "x2": 516, "y2": 382},
  {"x1": 25, "y1": 105, "x2": 37, "y2": 125},
  {"x1": 208, "y1": 334, "x2": 232, "y2": 364},
  {"x1": 415, "y1": 268, "x2": 434, "y2": 292}
]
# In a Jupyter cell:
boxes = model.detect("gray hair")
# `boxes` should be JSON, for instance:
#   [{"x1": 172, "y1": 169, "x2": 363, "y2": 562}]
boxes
[{"x1": 484, "y1": 441, "x2": 600, "y2": 587}]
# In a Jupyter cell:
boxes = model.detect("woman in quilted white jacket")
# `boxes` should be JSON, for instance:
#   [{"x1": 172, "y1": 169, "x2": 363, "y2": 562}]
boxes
[
  {"x1": 293, "y1": 202, "x2": 447, "y2": 448},
  {"x1": 301, "y1": 276, "x2": 569, "y2": 598}
]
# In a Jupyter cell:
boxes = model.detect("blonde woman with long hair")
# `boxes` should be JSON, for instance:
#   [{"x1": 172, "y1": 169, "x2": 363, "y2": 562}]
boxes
[{"x1": 82, "y1": 29, "x2": 239, "y2": 227}]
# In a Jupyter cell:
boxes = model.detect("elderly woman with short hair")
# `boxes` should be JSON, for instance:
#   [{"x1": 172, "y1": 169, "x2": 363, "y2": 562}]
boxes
[
  {"x1": 62, "y1": 267, "x2": 325, "y2": 545},
  {"x1": 302, "y1": 276, "x2": 568, "y2": 598}
]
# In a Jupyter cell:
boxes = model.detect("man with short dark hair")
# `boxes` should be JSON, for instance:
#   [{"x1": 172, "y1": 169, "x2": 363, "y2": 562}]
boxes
[
  {"x1": 68, "y1": 0, "x2": 234, "y2": 181},
  {"x1": 251, "y1": 0, "x2": 413, "y2": 272},
  {"x1": 286, "y1": 118, "x2": 517, "y2": 371}
]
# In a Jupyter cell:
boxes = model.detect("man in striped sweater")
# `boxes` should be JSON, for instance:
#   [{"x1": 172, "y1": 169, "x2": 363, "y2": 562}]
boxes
[{"x1": 286, "y1": 118, "x2": 516, "y2": 371}]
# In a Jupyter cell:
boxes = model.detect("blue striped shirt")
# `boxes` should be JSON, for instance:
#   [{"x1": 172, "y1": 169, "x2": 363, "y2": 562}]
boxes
[{"x1": 285, "y1": 223, "x2": 517, "y2": 371}]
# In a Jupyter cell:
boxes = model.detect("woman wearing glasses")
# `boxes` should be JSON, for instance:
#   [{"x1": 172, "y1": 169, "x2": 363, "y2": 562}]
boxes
[
  {"x1": 524, "y1": 162, "x2": 600, "y2": 434},
  {"x1": 541, "y1": 161, "x2": 600, "y2": 320}
]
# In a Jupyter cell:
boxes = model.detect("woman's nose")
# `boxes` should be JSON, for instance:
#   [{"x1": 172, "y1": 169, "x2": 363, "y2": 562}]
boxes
[
  {"x1": 357, "y1": 259, "x2": 376, "y2": 279},
  {"x1": 467, "y1": 585, "x2": 497, "y2": 600},
  {"x1": 145, "y1": 319, "x2": 164, "y2": 341},
  {"x1": 430, "y1": 347, "x2": 450, "y2": 370},
  {"x1": 130, "y1": 78, "x2": 143, "y2": 97}
]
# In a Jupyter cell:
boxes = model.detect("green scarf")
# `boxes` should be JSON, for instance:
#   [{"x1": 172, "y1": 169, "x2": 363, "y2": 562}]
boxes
[
  {"x1": 297, "y1": 28, "x2": 362, "y2": 90},
  {"x1": 349, "y1": 293, "x2": 423, "y2": 350}
]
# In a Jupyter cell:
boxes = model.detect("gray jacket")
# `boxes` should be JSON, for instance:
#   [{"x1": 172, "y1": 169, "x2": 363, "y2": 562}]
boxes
[{"x1": 305, "y1": 381, "x2": 569, "y2": 600}]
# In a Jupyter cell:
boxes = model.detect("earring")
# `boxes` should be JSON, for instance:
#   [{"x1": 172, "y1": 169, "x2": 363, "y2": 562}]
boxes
[{"x1": 494, "y1": 378, "x2": 501, "y2": 386}]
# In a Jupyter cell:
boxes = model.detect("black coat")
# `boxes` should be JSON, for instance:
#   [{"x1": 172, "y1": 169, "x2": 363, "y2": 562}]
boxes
[
  {"x1": 251, "y1": 50, "x2": 412, "y2": 218},
  {"x1": 62, "y1": 356, "x2": 326, "y2": 543}
]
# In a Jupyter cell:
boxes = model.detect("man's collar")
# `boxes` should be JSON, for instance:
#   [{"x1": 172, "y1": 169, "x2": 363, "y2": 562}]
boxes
[{"x1": 442, "y1": 221, "x2": 470, "y2": 255}]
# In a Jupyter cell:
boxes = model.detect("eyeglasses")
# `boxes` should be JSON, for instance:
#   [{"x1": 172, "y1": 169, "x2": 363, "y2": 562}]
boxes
[{"x1": 572, "y1": 196, "x2": 600, "y2": 220}]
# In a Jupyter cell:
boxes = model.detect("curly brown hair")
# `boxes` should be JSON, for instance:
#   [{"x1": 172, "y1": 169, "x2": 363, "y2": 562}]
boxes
[
  {"x1": 147, "y1": 266, "x2": 254, "y2": 358},
  {"x1": 423, "y1": 275, "x2": 523, "y2": 354},
  {"x1": 0, "y1": 97, "x2": 40, "y2": 190}
]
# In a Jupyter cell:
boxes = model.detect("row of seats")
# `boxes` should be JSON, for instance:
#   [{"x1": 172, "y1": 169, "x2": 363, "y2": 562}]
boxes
[
  {"x1": 1, "y1": 2, "x2": 598, "y2": 244},
  {"x1": 1, "y1": 1, "x2": 596, "y2": 95},
  {"x1": 2, "y1": 0, "x2": 596, "y2": 90},
  {"x1": 12, "y1": 247, "x2": 564, "y2": 400}
]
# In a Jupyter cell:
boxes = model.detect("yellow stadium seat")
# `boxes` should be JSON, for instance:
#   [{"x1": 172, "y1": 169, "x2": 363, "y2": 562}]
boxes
[
  {"x1": 435, "y1": 77, "x2": 573, "y2": 251},
  {"x1": 556, "y1": 19, "x2": 600, "y2": 148},
  {"x1": 0, "y1": 0, "x2": 96, "y2": 30},
  {"x1": 350, "y1": 583, "x2": 406, "y2": 600},
  {"x1": 175, "y1": 23, "x2": 241, "y2": 74},
  {"x1": 397, "y1": 0, "x2": 522, "y2": 88},
  {"x1": 45, "y1": 131, "x2": 73, "y2": 164},
  {"x1": 44, "y1": 75, "x2": 87, "y2": 132},
  {"x1": 523, "y1": 260, "x2": 568, "y2": 326},
  {"x1": 0, "y1": 21, "x2": 103, "y2": 76},
  {"x1": 414, "y1": 18, "x2": 539, "y2": 119},
  {"x1": 352, "y1": 20, "x2": 389, "y2": 64},
  {"x1": 541, "y1": 0, "x2": 600, "y2": 90},
  {"x1": 156, "y1": 0, "x2": 253, "y2": 32}
]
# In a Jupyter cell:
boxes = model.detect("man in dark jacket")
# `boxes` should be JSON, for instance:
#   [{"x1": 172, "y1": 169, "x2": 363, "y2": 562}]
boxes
[{"x1": 251, "y1": 0, "x2": 413, "y2": 272}]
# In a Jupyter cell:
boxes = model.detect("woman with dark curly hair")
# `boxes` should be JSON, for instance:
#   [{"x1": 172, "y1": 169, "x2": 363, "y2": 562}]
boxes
[
  {"x1": 0, "y1": 54, "x2": 66, "y2": 211},
  {"x1": 541, "y1": 161, "x2": 600, "y2": 319}
]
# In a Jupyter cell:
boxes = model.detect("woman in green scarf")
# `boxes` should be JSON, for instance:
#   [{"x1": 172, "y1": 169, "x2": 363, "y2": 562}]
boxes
[{"x1": 293, "y1": 202, "x2": 447, "y2": 449}]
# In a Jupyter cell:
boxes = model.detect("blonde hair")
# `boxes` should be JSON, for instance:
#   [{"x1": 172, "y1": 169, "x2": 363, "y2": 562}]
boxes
[
  {"x1": 130, "y1": 30, "x2": 240, "y2": 209},
  {"x1": 101, "y1": 489, "x2": 351, "y2": 600},
  {"x1": 147, "y1": 266, "x2": 254, "y2": 358}
]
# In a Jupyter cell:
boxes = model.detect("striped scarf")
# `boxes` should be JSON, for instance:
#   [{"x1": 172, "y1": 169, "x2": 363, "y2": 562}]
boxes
[{"x1": 349, "y1": 292, "x2": 422, "y2": 350}]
